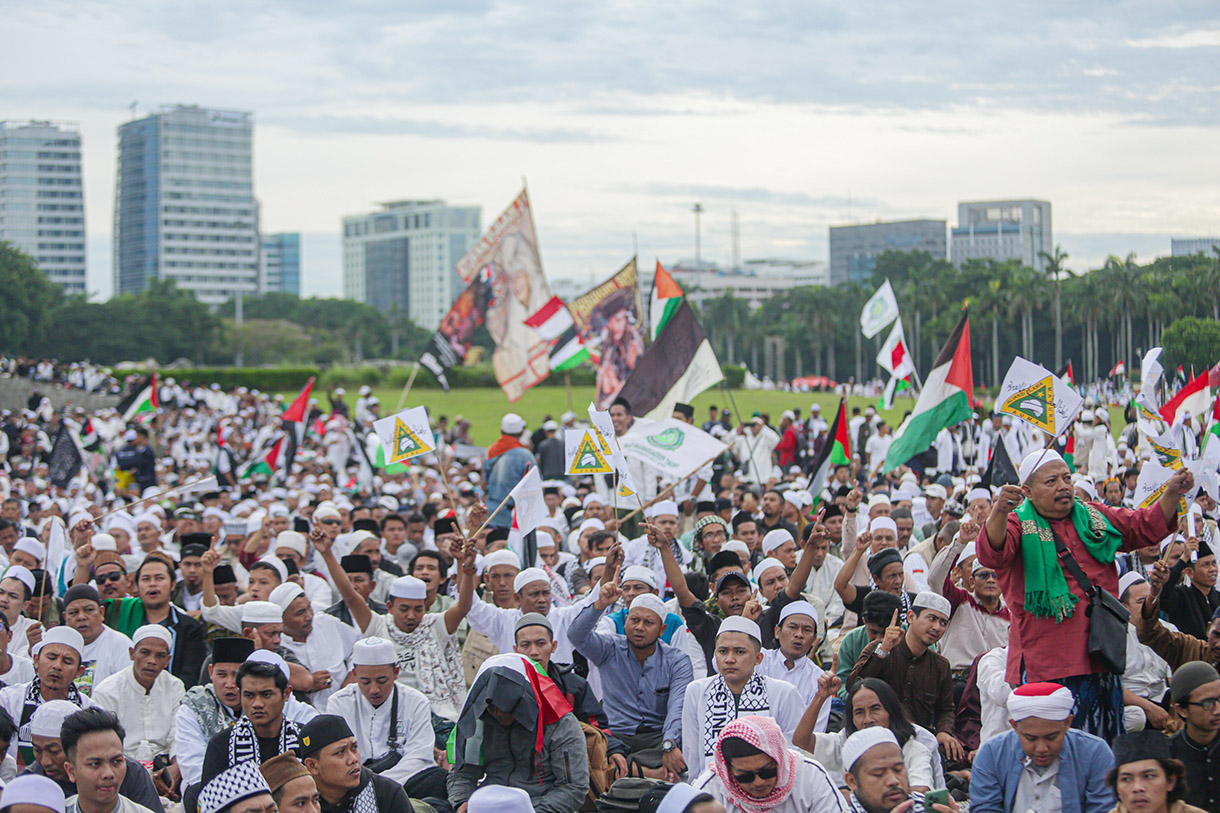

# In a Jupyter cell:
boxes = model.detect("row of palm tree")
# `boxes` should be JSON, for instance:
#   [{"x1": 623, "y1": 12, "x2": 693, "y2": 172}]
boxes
[{"x1": 693, "y1": 246, "x2": 1220, "y2": 388}]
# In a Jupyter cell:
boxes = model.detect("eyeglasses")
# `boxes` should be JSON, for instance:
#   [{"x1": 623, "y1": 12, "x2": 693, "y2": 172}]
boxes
[
  {"x1": 973, "y1": 570, "x2": 998, "y2": 581},
  {"x1": 96, "y1": 571, "x2": 125, "y2": 584},
  {"x1": 319, "y1": 519, "x2": 340, "y2": 526},
  {"x1": 732, "y1": 765, "x2": 778, "y2": 784},
  {"x1": 1183, "y1": 697, "x2": 1220, "y2": 711}
]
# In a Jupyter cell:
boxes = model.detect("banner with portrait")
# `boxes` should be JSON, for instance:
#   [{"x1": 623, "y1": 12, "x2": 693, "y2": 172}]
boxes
[
  {"x1": 418, "y1": 271, "x2": 495, "y2": 391},
  {"x1": 454, "y1": 189, "x2": 552, "y2": 402},
  {"x1": 568, "y1": 257, "x2": 644, "y2": 408}
]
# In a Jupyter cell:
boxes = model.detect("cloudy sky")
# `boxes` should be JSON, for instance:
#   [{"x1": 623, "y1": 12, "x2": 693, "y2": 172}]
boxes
[{"x1": 7, "y1": 1, "x2": 1219, "y2": 299}]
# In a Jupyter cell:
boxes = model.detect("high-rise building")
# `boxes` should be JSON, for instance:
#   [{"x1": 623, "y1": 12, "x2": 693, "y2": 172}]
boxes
[
  {"x1": 828, "y1": 219, "x2": 946, "y2": 285},
  {"x1": 261, "y1": 232, "x2": 300, "y2": 295},
  {"x1": 114, "y1": 105, "x2": 258, "y2": 305},
  {"x1": 0, "y1": 121, "x2": 87, "y2": 293},
  {"x1": 951, "y1": 199, "x2": 1052, "y2": 272},
  {"x1": 1171, "y1": 237, "x2": 1220, "y2": 257},
  {"x1": 342, "y1": 200, "x2": 481, "y2": 330}
]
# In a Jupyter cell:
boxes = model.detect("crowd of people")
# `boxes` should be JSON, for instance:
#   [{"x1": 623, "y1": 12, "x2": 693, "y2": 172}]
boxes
[{"x1": 0, "y1": 367, "x2": 1215, "y2": 813}]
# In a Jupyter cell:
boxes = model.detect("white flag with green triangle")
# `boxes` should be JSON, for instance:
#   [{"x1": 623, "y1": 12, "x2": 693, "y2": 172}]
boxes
[
  {"x1": 373, "y1": 406, "x2": 434, "y2": 464},
  {"x1": 997, "y1": 357, "x2": 1083, "y2": 437}
]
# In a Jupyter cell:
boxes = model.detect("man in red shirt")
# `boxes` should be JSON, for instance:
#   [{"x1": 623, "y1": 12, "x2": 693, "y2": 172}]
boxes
[
  {"x1": 775, "y1": 411, "x2": 801, "y2": 470},
  {"x1": 979, "y1": 448, "x2": 1191, "y2": 741}
]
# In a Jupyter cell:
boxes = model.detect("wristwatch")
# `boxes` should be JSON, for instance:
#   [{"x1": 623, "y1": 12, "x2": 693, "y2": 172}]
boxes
[{"x1": 662, "y1": 739, "x2": 677, "y2": 753}]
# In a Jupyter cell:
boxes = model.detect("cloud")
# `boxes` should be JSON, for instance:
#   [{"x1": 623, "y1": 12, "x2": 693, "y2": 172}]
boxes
[
  {"x1": 636, "y1": 183, "x2": 876, "y2": 210},
  {"x1": 267, "y1": 115, "x2": 605, "y2": 144}
]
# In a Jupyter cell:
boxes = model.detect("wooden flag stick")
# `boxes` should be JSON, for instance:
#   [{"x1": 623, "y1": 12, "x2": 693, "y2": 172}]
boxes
[
  {"x1": 94, "y1": 475, "x2": 219, "y2": 523},
  {"x1": 470, "y1": 488, "x2": 517, "y2": 540},
  {"x1": 437, "y1": 441, "x2": 471, "y2": 544},
  {"x1": 616, "y1": 448, "x2": 726, "y2": 524},
  {"x1": 394, "y1": 363, "x2": 421, "y2": 413}
]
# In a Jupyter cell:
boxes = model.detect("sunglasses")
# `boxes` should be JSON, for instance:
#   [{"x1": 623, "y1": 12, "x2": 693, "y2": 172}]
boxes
[
  {"x1": 733, "y1": 765, "x2": 778, "y2": 784},
  {"x1": 96, "y1": 571, "x2": 126, "y2": 584},
  {"x1": 973, "y1": 570, "x2": 998, "y2": 581},
  {"x1": 319, "y1": 519, "x2": 341, "y2": 526}
]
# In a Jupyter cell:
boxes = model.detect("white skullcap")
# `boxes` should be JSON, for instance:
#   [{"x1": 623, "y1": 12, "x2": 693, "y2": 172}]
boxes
[
  {"x1": 717, "y1": 615, "x2": 762, "y2": 643},
  {"x1": 268, "y1": 582, "x2": 305, "y2": 612},
  {"x1": 268, "y1": 504, "x2": 291, "y2": 518},
  {"x1": 1007, "y1": 682, "x2": 1075, "y2": 721},
  {"x1": 578, "y1": 518, "x2": 605, "y2": 534},
  {"x1": 965, "y1": 488, "x2": 991, "y2": 504},
  {"x1": 501, "y1": 413, "x2": 527, "y2": 435},
  {"x1": 891, "y1": 489, "x2": 915, "y2": 503},
  {"x1": 912, "y1": 591, "x2": 951, "y2": 619},
  {"x1": 779, "y1": 600, "x2": 820, "y2": 626},
  {"x1": 134, "y1": 512, "x2": 160, "y2": 528},
  {"x1": 0, "y1": 774, "x2": 66, "y2": 813},
  {"x1": 761, "y1": 529, "x2": 794, "y2": 554},
  {"x1": 868, "y1": 493, "x2": 892, "y2": 508},
  {"x1": 35, "y1": 625, "x2": 84, "y2": 658},
  {"x1": 468, "y1": 784, "x2": 534, "y2": 813},
  {"x1": 274, "y1": 530, "x2": 307, "y2": 557},
  {"x1": 924, "y1": 485, "x2": 947, "y2": 500},
  {"x1": 621, "y1": 565, "x2": 658, "y2": 589},
  {"x1": 351, "y1": 637, "x2": 397, "y2": 667},
  {"x1": 241, "y1": 601, "x2": 283, "y2": 625},
  {"x1": 1081, "y1": 409, "x2": 1095, "y2": 422},
  {"x1": 312, "y1": 505, "x2": 341, "y2": 522},
  {"x1": 582, "y1": 493, "x2": 605, "y2": 508},
  {"x1": 628, "y1": 593, "x2": 669, "y2": 622},
  {"x1": 255, "y1": 556, "x2": 288, "y2": 585},
  {"x1": 389, "y1": 575, "x2": 428, "y2": 601},
  {"x1": 345, "y1": 529, "x2": 377, "y2": 549},
  {"x1": 955, "y1": 541, "x2": 978, "y2": 568},
  {"x1": 655, "y1": 784, "x2": 703, "y2": 813},
  {"x1": 513, "y1": 567, "x2": 549, "y2": 593},
  {"x1": 90, "y1": 533, "x2": 117, "y2": 552},
  {"x1": 722, "y1": 540, "x2": 749, "y2": 556},
  {"x1": 482, "y1": 549, "x2": 521, "y2": 572},
  {"x1": 245, "y1": 649, "x2": 291, "y2": 682},
  {"x1": 1019, "y1": 449, "x2": 1066, "y2": 484},
  {"x1": 13, "y1": 537, "x2": 45, "y2": 564},
  {"x1": 131, "y1": 624, "x2": 173, "y2": 649},
  {"x1": 869, "y1": 517, "x2": 898, "y2": 536},
  {"x1": 752, "y1": 557, "x2": 786, "y2": 583},
  {"x1": 31, "y1": 698, "x2": 82, "y2": 739},
  {"x1": 1118, "y1": 571, "x2": 1147, "y2": 598},
  {"x1": 841, "y1": 728, "x2": 900, "y2": 772},
  {"x1": 3, "y1": 564, "x2": 36, "y2": 594},
  {"x1": 585, "y1": 556, "x2": 607, "y2": 572},
  {"x1": 646, "y1": 500, "x2": 680, "y2": 519}
]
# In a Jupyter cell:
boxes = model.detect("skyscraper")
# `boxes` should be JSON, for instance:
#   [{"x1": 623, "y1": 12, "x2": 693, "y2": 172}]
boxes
[
  {"x1": 261, "y1": 232, "x2": 300, "y2": 295},
  {"x1": 828, "y1": 219, "x2": 947, "y2": 285},
  {"x1": 0, "y1": 120, "x2": 87, "y2": 293},
  {"x1": 114, "y1": 105, "x2": 258, "y2": 305},
  {"x1": 951, "y1": 199, "x2": 1052, "y2": 272},
  {"x1": 342, "y1": 200, "x2": 481, "y2": 330}
]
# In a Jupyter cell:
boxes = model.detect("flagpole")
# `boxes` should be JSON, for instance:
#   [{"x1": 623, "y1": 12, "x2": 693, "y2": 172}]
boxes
[
  {"x1": 94, "y1": 476, "x2": 220, "y2": 523},
  {"x1": 394, "y1": 363, "x2": 421, "y2": 413},
  {"x1": 564, "y1": 372, "x2": 574, "y2": 413},
  {"x1": 436, "y1": 441, "x2": 471, "y2": 544},
  {"x1": 470, "y1": 488, "x2": 517, "y2": 539}
]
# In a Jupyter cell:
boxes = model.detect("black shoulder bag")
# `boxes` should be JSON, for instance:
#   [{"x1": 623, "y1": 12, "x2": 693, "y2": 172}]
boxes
[
  {"x1": 363, "y1": 686, "x2": 403, "y2": 773},
  {"x1": 1053, "y1": 530, "x2": 1129, "y2": 675}
]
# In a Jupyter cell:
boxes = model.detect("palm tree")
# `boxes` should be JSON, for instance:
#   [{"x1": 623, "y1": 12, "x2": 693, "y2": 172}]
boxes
[{"x1": 1039, "y1": 245, "x2": 1069, "y2": 371}]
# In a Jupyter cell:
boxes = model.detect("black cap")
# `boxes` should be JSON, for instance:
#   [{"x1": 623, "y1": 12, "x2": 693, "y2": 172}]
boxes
[
  {"x1": 434, "y1": 516, "x2": 460, "y2": 537},
  {"x1": 352, "y1": 518, "x2": 380, "y2": 533},
  {"x1": 821, "y1": 504, "x2": 843, "y2": 520},
  {"x1": 282, "y1": 558, "x2": 300, "y2": 576},
  {"x1": 867, "y1": 548, "x2": 903, "y2": 577},
  {"x1": 543, "y1": 486, "x2": 560, "y2": 497},
  {"x1": 715, "y1": 571, "x2": 751, "y2": 593},
  {"x1": 181, "y1": 543, "x2": 209, "y2": 560},
  {"x1": 707, "y1": 550, "x2": 742, "y2": 576},
  {"x1": 340, "y1": 554, "x2": 373, "y2": 575},
  {"x1": 715, "y1": 498, "x2": 734, "y2": 513},
  {"x1": 28, "y1": 569, "x2": 51, "y2": 598},
  {"x1": 212, "y1": 637, "x2": 255, "y2": 665},
  {"x1": 63, "y1": 584, "x2": 101, "y2": 607},
  {"x1": 486, "y1": 527, "x2": 509, "y2": 545},
  {"x1": 1195, "y1": 539, "x2": 1215, "y2": 561},
  {"x1": 1111, "y1": 729, "x2": 1172, "y2": 766},
  {"x1": 179, "y1": 533, "x2": 213, "y2": 549},
  {"x1": 696, "y1": 501, "x2": 717, "y2": 514},
  {"x1": 673, "y1": 403, "x2": 694, "y2": 420},
  {"x1": 297, "y1": 715, "x2": 355, "y2": 758},
  {"x1": 213, "y1": 564, "x2": 237, "y2": 585}
]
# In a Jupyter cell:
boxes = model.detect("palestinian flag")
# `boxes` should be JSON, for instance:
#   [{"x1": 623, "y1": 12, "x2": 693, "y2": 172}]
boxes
[
  {"x1": 79, "y1": 418, "x2": 101, "y2": 452},
  {"x1": 239, "y1": 433, "x2": 286, "y2": 480},
  {"x1": 808, "y1": 399, "x2": 850, "y2": 504},
  {"x1": 1063, "y1": 431, "x2": 1076, "y2": 472},
  {"x1": 524, "y1": 297, "x2": 591, "y2": 372},
  {"x1": 883, "y1": 310, "x2": 974, "y2": 472},
  {"x1": 1160, "y1": 371, "x2": 1211, "y2": 424},
  {"x1": 613, "y1": 301, "x2": 723, "y2": 419},
  {"x1": 282, "y1": 376, "x2": 316, "y2": 423},
  {"x1": 1057, "y1": 362, "x2": 1074, "y2": 387},
  {"x1": 650, "y1": 260, "x2": 684, "y2": 340},
  {"x1": 878, "y1": 374, "x2": 911, "y2": 410},
  {"x1": 118, "y1": 372, "x2": 158, "y2": 423},
  {"x1": 451, "y1": 653, "x2": 572, "y2": 763},
  {"x1": 1205, "y1": 393, "x2": 1220, "y2": 454}
]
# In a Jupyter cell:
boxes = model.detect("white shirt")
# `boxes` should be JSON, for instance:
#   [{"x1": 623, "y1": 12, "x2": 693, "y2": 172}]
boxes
[
  {"x1": 327, "y1": 682, "x2": 435, "y2": 785},
  {"x1": 865, "y1": 434, "x2": 893, "y2": 475},
  {"x1": 976, "y1": 646, "x2": 1012, "y2": 744},
  {"x1": 812, "y1": 728, "x2": 935, "y2": 789},
  {"x1": 282, "y1": 614, "x2": 364, "y2": 706},
  {"x1": 622, "y1": 537, "x2": 692, "y2": 600},
  {"x1": 0, "y1": 655, "x2": 34, "y2": 687},
  {"x1": 6, "y1": 616, "x2": 37, "y2": 659},
  {"x1": 364, "y1": 613, "x2": 466, "y2": 722},
  {"x1": 681, "y1": 674, "x2": 805, "y2": 777},
  {"x1": 1122, "y1": 623, "x2": 1172, "y2": 700},
  {"x1": 464, "y1": 585, "x2": 601, "y2": 665},
  {"x1": 66, "y1": 795, "x2": 156, "y2": 813},
  {"x1": 755, "y1": 649, "x2": 830, "y2": 731},
  {"x1": 92, "y1": 666, "x2": 185, "y2": 758},
  {"x1": 80, "y1": 627, "x2": 134, "y2": 696},
  {"x1": 804, "y1": 555, "x2": 845, "y2": 623},
  {"x1": 0, "y1": 682, "x2": 100, "y2": 759},
  {"x1": 692, "y1": 755, "x2": 848, "y2": 813}
]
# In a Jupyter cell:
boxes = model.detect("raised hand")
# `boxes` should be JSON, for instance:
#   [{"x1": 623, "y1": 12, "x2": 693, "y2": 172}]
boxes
[
  {"x1": 311, "y1": 527, "x2": 333, "y2": 556},
  {"x1": 879, "y1": 609, "x2": 904, "y2": 654},
  {"x1": 815, "y1": 670, "x2": 842, "y2": 698},
  {"x1": 467, "y1": 503, "x2": 488, "y2": 531},
  {"x1": 856, "y1": 530, "x2": 872, "y2": 552},
  {"x1": 846, "y1": 489, "x2": 864, "y2": 512},
  {"x1": 805, "y1": 510, "x2": 827, "y2": 547},
  {"x1": 70, "y1": 518, "x2": 94, "y2": 549},
  {"x1": 645, "y1": 521, "x2": 665, "y2": 550},
  {"x1": 743, "y1": 595, "x2": 762, "y2": 621},
  {"x1": 1166, "y1": 468, "x2": 1195, "y2": 499},
  {"x1": 201, "y1": 549, "x2": 220, "y2": 574},
  {"x1": 992, "y1": 485, "x2": 1024, "y2": 516}
]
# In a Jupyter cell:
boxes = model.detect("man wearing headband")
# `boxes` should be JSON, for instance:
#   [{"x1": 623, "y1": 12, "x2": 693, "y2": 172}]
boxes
[
  {"x1": 296, "y1": 714, "x2": 412, "y2": 813},
  {"x1": 568, "y1": 579, "x2": 694, "y2": 780},
  {"x1": 325, "y1": 638, "x2": 444, "y2": 799},
  {"x1": 681, "y1": 616, "x2": 804, "y2": 777},
  {"x1": 971, "y1": 682, "x2": 1116, "y2": 813},
  {"x1": 980, "y1": 447, "x2": 1192, "y2": 740},
  {"x1": 850, "y1": 591, "x2": 965, "y2": 762},
  {"x1": 92, "y1": 625, "x2": 183, "y2": 778},
  {"x1": 0, "y1": 626, "x2": 99, "y2": 767}
]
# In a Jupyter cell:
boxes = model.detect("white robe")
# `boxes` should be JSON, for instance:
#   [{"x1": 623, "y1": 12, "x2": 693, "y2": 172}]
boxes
[
  {"x1": 326, "y1": 682, "x2": 436, "y2": 786},
  {"x1": 681, "y1": 675, "x2": 805, "y2": 777}
]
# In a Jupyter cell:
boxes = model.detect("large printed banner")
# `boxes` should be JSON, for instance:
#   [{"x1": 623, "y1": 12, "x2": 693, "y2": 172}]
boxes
[
  {"x1": 418, "y1": 272, "x2": 495, "y2": 391},
  {"x1": 455, "y1": 189, "x2": 552, "y2": 402},
  {"x1": 568, "y1": 258, "x2": 643, "y2": 408}
]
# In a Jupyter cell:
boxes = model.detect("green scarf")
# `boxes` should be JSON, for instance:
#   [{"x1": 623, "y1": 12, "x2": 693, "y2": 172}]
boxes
[{"x1": 1016, "y1": 498, "x2": 1122, "y2": 622}]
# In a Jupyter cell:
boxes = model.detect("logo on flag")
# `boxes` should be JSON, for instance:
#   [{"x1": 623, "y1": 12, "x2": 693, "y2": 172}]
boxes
[
  {"x1": 997, "y1": 357, "x2": 1082, "y2": 437},
  {"x1": 646, "y1": 427, "x2": 685, "y2": 451},
  {"x1": 1146, "y1": 433, "x2": 1183, "y2": 471},
  {"x1": 565, "y1": 429, "x2": 614, "y2": 475},
  {"x1": 860, "y1": 280, "x2": 900, "y2": 339},
  {"x1": 1002, "y1": 377, "x2": 1055, "y2": 434},
  {"x1": 373, "y1": 407, "x2": 434, "y2": 465},
  {"x1": 391, "y1": 419, "x2": 429, "y2": 463}
]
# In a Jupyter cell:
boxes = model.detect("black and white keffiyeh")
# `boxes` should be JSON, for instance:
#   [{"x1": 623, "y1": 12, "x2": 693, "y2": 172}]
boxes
[
  {"x1": 700, "y1": 674, "x2": 771, "y2": 760},
  {"x1": 199, "y1": 760, "x2": 273, "y2": 813}
]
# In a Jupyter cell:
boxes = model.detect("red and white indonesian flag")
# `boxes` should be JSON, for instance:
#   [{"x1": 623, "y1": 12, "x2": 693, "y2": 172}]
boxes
[{"x1": 1160, "y1": 372, "x2": 1212, "y2": 425}]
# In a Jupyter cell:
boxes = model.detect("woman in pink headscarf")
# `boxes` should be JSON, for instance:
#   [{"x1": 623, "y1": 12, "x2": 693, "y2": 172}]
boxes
[{"x1": 690, "y1": 716, "x2": 847, "y2": 813}]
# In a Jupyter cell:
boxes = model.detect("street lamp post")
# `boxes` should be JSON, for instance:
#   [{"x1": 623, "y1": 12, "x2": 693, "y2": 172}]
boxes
[{"x1": 691, "y1": 203, "x2": 703, "y2": 268}]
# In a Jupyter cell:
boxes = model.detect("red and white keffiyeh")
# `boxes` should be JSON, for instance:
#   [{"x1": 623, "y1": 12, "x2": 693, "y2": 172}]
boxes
[{"x1": 711, "y1": 716, "x2": 800, "y2": 813}]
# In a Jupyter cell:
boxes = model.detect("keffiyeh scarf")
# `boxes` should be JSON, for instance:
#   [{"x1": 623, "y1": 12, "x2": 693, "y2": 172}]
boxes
[
  {"x1": 386, "y1": 614, "x2": 466, "y2": 714},
  {"x1": 227, "y1": 716, "x2": 300, "y2": 766},
  {"x1": 711, "y1": 717, "x2": 800, "y2": 813},
  {"x1": 849, "y1": 791, "x2": 924, "y2": 813},
  {"x1": 18, "y1": 678, "x2": 86, "y2": 765},
  {"x1": 701, "y1": 674, "x2": 771, "y2": 761}
]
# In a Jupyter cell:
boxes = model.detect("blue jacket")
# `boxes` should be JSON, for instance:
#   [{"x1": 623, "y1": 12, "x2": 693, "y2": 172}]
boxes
[
  {"x1": 484, "y1": 445, "x2": 534, "y2": 529},
  {"x1": 970, "y1": 729, "x2": 1114, "y2": 813}
]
